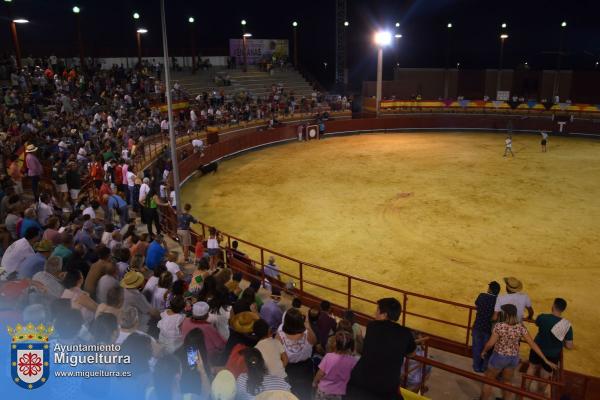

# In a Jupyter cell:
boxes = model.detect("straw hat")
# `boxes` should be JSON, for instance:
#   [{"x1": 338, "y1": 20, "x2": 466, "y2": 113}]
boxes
[
  {"x1": 230, "y1": 311, "x2": 259, "y2": 334},
  {"x1": 34, "y1": 240, "x2": 54, "y2": 253},
  {"x1": 121, "y1": 271, "x2": 145, "y2": 289},
  {"x1": 255, "y1": 391, "x2": 299, "y2": 400},
  {"x1": 503, "y1": 277, "x2": 523, "y2": 292},
  {"x1": 25, "y1": 144, "x2": 38, "y2": 153},
  {"x1": 211, "y1": 370, "x2": 236, "y2": 400}
]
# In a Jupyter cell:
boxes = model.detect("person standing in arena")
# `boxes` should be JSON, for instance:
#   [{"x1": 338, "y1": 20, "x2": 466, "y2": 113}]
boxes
[
  {"x1": 540, "y1": 131, "x2": 549, "y2": 152},
  {"x1": 503, "y1": 135, "x2": 514, "y2": 157}
]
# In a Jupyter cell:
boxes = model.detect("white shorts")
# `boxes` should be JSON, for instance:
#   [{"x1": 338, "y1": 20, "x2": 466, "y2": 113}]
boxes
[{"x1": 69, "y1": 189, "x2": 81, "y2": 200}]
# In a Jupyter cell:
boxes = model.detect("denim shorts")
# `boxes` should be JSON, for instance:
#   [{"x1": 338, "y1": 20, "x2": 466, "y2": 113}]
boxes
[{"x1": 489, "y1": 352, "x2": 520, "y2": 369}]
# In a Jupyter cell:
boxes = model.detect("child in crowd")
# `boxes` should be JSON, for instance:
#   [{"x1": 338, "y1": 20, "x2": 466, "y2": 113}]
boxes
[
  {"x1": 401, "y1": 331, "x2": 433, "y2": 394},
  {"x1": 157, "y1": 295, "x2": 186, "y2": 353},
  {"x1": 313, "y1": 331, "x2": 358, "y2": 400}
]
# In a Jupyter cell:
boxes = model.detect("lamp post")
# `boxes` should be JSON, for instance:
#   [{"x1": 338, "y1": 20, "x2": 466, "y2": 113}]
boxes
[
  {"x1": 133, "y1": 12, "x2": 141, "y2": 67},
  {"x1": 72, "y1": 6, "x2": 85, "y2": 69},
  {"x1": 241, "y1": 19, "x2": 248, "y2": 72},
  {"x1": 159, "y1": 0, "x2": 182, "y2": 221},
  {"x1": 553, "y1": 21, "x2": 567, "y2": 100},
  {"x1": 10, "y1": 18, "x2": 28, "y2": 70},
  {"x1": 374, "y1": 31, "x2": 392, "y2": 117},
  {"x1": 136, "y1": 28, "x2": 148, "y2": 66},
  {"x1": 443, "y1": 22, "x2": 453, "y2": 99},
  {"x1": 292, "y1": 21, "x2": 298, "y2": 67},
  {"x1": 497, "y1": 26, "x2": 509, "y2": 96},
  {"x1": 189, "y1": 17, "x2": 196, "y2": 73}
]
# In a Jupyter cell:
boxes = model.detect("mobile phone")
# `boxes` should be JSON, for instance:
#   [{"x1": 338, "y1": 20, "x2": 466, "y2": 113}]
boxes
[{"x1": 186, "y1": 347, "x2": 198, "y2": 368}]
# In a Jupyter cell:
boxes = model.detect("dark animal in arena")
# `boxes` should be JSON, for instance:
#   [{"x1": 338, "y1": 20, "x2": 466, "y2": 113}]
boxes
[{"x1": 198, "y1": 161, "x2": 219, "y2": 175}]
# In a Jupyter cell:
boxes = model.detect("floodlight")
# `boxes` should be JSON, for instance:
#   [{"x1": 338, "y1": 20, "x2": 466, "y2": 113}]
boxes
[{"x1": 374, "y1": 31, "x2": 392, "y2": 47}]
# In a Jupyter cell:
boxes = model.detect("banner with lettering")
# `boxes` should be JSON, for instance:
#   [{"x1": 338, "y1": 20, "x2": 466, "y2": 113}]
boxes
[{"x1": 229, "y1": 39, "x2": 289, "y2": 64}]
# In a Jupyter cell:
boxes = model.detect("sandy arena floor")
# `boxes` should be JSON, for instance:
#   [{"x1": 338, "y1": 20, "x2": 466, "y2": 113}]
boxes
[{"x1": 181, "y1": 132, "x2": 600, "y2": 376}]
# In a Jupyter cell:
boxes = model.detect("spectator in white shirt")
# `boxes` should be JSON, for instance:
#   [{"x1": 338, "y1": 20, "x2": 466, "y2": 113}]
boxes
[
  {"x1": 165, "y1": 252, "x2": 185, "y2": 282},
  {"x1": 494, "y1": 277, "x2": 534, "y2": 322},
  {"x1": 1, "y1": 226, "x2": 39, "y2": 276}
]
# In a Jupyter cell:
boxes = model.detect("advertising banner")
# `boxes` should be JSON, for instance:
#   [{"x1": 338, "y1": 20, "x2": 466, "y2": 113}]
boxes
[{"x1": 229, "y1": 38, "x2": 289, "y2": 65}]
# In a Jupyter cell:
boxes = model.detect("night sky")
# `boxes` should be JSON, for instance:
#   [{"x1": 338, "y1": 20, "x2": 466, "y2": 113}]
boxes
[{"x1": 2, "y1": 0, "x2": 600, "y2": 89}]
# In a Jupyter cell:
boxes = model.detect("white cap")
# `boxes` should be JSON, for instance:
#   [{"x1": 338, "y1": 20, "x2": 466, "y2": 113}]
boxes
[{"x1": 192, "y1": 301, "x2": 209, "y2": 318}]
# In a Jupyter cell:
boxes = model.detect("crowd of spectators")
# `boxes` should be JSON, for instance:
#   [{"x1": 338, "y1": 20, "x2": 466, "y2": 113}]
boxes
[{"x1": 0, "y1": 54, "x2": 572, "y2": 400}]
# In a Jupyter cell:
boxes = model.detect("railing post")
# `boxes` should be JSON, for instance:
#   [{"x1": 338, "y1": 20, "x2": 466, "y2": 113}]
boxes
[
  {"x1": 419, "y1": 341, "x2": 430, "y2": 394},
  {"x1": 466, "y1": 308, "x2": 474, "y2": 352},
  {"x1": 347, "y1": 276, "x2": 351, "y2": 310},
  {"x1": 402, "y1": 293, "x2": 408, "y2": 326},
  {"x1": 299, "y1": 262, "x2": 303, "y2": 294}
]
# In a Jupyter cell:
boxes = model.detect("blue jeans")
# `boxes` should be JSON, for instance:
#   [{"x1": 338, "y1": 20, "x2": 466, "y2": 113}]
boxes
[{"x1": 472, "y1": 329, "x2": 491, "y2": 372}]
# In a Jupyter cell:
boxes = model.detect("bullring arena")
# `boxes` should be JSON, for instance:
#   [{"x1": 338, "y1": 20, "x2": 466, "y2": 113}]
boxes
[{"x1": 182, "y1": 129, "x2": 600, "y2": 377}]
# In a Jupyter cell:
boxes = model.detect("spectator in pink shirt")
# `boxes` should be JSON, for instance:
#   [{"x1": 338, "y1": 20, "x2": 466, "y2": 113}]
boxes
[
  {"x1": 25, "y1": 144, "x2": 43, "y2": 201},
  {"x1": 313, "y1": 330, "x2": 358, "y2": 399},
  {"x1": 181, "y1": 301, "x2": 226, "y2": 363}
]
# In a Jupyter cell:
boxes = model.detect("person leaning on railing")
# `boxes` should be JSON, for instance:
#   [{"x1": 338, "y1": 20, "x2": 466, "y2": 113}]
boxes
[{"x1": 479, "y1": 304, "x2": 557, "y2": 400}]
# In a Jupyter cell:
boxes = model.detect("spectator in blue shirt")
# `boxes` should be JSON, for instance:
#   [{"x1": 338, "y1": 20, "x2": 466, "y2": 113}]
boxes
[
  {"x1": 74, "y1": 220, "x2": 97, "y2": 255},
  {"x1": 146, "y1": 235, "x2": 167, "y2": 270},
  {"x1": 17, "y1": 239, "x2": 54, "y2": 279},
  {"x1": 471, "y1": 281, "x2": 500, "y2": 372},
  {"x1": 20, "y1": 207, "x2": 43, "y2": 238},
  {"x1": 104, "y1": 194, "x2": 129, "y2": 227}
]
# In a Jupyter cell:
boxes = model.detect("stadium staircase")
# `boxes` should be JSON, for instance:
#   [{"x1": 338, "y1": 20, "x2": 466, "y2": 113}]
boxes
[{"x1": 172, "y1": 66, "x2": 316, "y2": 100}]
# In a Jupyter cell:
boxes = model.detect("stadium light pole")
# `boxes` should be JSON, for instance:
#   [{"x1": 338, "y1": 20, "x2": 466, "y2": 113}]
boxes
[
  {"x1": 72, "y1": 6, "x2": 85, "y2": 69},
  {"x1": 189, "y1": 17, "x2": 196, "y2": 73},
  {"x1": 292, "y1": 21, "x2": 298, "y2": 67},
  {"x1": 374, "y1": 31, "x2": 392, "y2": 117},
  {"x1": 136, "y1": 28, "x2": 148, "y2": 67},
  {"x1": 10, "y1": 18, "x2": 28, "y2": 70},
  {"x1": 241, "y1": 19, "x2": 248, "y2": 72},
  {"x1": 133, "y1": 12, "x2": 141, "y2": 67},
  {"x1": 159, "y1": 0, "x2": 182, "y2": 222},
  {"x1": 497, "y1": 29, "x2": 509, "y2": 95},
  {"x1": 553, "y1": 21, "x2": 567, "y2": 100},
  {"x1": 444, "y1": 22, "x2": 453, "y2": 99}
]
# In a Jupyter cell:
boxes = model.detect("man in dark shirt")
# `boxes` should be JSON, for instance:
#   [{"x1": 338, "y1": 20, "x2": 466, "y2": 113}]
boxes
[
  {"x1": 347, "y1": 297, "x2": 416, "y2": 400},
  {"x1": 472, "y1": 281, "x2": 500, "y2": 372},
  {"x1": 316, "y1": 300, "x2": 337, "y2": 350},
  {"x1": 526, "y1": 298, "x2": 574, "y2": 394}
]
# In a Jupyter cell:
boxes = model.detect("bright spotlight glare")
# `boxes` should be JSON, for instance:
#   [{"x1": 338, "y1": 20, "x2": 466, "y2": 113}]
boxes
[
  {"x1": 72, "y1": 6, "x2": 80, "y2": 14},
  {"x1": 344, "y1": 21, "x2": 349, "y2": 27},
  {"x1": 395, "y1": 22, "x2": 400, "y2": 27},
  {"x1": 561, "y1": 21, "x2": 567, "y2": 27},
  {"x1": 243, "y1": 32, "x2": 252, "y2": 37},
  {"x1": 133, "y1": 12, "x2": 140, "y2": 20},
  {"x1": 500, "y1": 33, "x2": 508, "y2": 39},
  {"x1": 137, "y1": 28, "x2": 148, "y2": 34},
  {"x1": 501, "y1": 23, "x2": 507, "y2": 28},
  {"x1": 395, "y1": 34, "x2": 402, "y2": 38},
  {"x1": 241, "y1": 19, "x2": 247, "y2": 26},
  {"x1": 13, "y1": 19, "x2": 29, "y2": 24},
  {"x1": 374, "y1": 31, "x2": 393, "y2": 46},
  {"x1": 292, "y1": 21, "x2": 298, "y2": 27}
]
